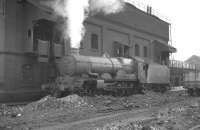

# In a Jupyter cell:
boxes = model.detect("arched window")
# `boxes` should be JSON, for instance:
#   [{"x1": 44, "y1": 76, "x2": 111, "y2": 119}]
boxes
[
  {"x1": 113, "y1": 41, "x2": 122, "y2": 57},
  {"x1": 143, "y1": 46, "x2": 147, "y2": 57},
  {"x1": 0, "y1": 0, "x2": 5, "y2": 16},
  {"x1": 91, "y1": 33, "x2": 98, "y2": 50},
  {"x1": 135, "y1": 44, "x2": 140, "y2": 56},
  {"x1": 27, "y1": 29, "x2": 32, "y2": 39}
]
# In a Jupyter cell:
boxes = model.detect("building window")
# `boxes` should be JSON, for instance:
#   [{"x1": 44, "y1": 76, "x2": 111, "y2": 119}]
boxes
[
  {"x1": 143, "y1": 46, "x2": 147, "y2": 57},
  {"x1": 135, "y1": 44, "x2": 140, "y2": 56},
  {"x1": 0, "y1": 0, "x2": 5, "y2": 16},
  {"x1": 91, "y1": 33, "x2": 98, "y2": 50},
  {"x1": 80, "y1": 42, "x2": 83, "y2": 49},
  {"x1": 113, "y1": 42, "x2": 122, "y2": 57},
  {"x1": 53, "y1": 29, "x2": 62, "y2": 44},
  {"x1": 113, "y1": 41, "x2": 129, "y2": 57},
  {"x1": 28, "y1": 29, "x2": 32, "y2": 39},
  {"x1": 124, "y1": 46, "x2": 129, "y2": 58}
]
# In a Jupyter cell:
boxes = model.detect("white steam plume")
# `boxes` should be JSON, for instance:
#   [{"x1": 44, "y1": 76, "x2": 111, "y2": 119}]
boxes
[
  {"x1": 45, "y1": 0, "x2": 125, "y2": 49},
  {"x1": 65, "y1": 0, "x2": 89, "y2": 49},
  {"x1": 51, "y1": 0, "x2": 89, "y2": 49},
  {"x1": 89, "y1": 0, "x2": 125, "y2": 15}
]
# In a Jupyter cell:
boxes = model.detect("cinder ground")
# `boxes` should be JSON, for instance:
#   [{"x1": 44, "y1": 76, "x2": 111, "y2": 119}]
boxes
[{"x1": 1, "y1": 90, "x2": 200, "y2": 130}]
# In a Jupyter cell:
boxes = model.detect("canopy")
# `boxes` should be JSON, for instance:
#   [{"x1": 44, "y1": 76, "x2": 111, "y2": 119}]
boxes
[{"x1": 153, "y1": 40, "x2": 177, "y2": 53}]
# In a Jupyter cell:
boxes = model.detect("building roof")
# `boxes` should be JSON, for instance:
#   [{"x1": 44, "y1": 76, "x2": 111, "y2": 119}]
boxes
[
  {"x1": 94, "y1": 3, "x2": 169, "y2": 40},
  {"x1": 185, "y1": 55, "x2": 200, "y2": 65}
]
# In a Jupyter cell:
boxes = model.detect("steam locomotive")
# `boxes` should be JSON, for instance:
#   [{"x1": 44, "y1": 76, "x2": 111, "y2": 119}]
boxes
[{"x1": 43, "y1": 54, "x2": 170, "y2": 97}]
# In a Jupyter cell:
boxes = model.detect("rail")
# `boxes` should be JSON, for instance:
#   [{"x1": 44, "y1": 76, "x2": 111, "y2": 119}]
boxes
[{"x1": 189, "y1": 125, "x2": 200, "y2": 130}]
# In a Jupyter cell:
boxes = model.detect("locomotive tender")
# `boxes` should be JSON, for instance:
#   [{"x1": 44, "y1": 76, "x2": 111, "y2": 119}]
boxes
[{"x1": 44, "y1": 53, "x2": 170, "y2": 96}]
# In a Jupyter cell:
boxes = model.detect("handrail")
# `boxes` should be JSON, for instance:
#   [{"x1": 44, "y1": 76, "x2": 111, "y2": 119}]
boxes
[{"x1": 169, "y1": 60, "x2": 200, "y2": 71}]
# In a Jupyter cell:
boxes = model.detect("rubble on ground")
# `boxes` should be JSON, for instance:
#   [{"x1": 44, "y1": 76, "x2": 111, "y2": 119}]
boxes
[
  {"x1": 101, "y1": 101, "x2": 200, "y2": 130},
  {"x1": 0, "y1": 104, "x2": 23, "y2": 117},
  {"x1": 84, "y1": 91, "x2": 187, "y2": 112},
  {"x1": 1, "y1": 90, "x2": 199, "y2": 130},
  {"x1": 24, "y1": 94, "x2": 95, "y2": 112},
  {"x1": 96, "y1": 120, "x2": 164, "y2": 130}
]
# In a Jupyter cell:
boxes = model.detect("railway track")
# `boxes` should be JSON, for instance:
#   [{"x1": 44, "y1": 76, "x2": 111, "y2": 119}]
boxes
[
  {"x1": 35, "y1": 96, "x2": 199, "y2": 130},
  {"x1": 189, "y1": 125, "x2": 200, "y2": 130},
  {"x1": 35, "y1": 107, "x2": 156, "y2": 130}
]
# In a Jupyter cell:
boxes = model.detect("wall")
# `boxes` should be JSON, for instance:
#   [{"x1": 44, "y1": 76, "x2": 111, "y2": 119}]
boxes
[
  {"x1": 2, "y1": 0, "x2": 23, "y2": 89},
  {"x1": 0, "y1": 1, "x2": 5, "y2": 89},
  {"x1": 82, "y1": 14, "x2": 169, "y2": 63},
  {"x1": 106, "y1": 29, "x2": 130, "y2": 56},
  {"x1": 3, "y1": 0, "x2": 51, "y2": 89},
  {"x1": 24, "y1": 2, "x2": 57, "y2": 53},
  {"x1": 95, "y1": 3, "x2": 169, "y2": 41},
  {"x1": 134, "y1": 36, "x2": 150, "y2": 58},
  {"x1": 80, "y1": 22, "x2": 103, "y2": 56}
]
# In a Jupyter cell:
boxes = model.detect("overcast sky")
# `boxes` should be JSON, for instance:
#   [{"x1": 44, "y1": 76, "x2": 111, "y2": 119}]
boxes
[{"x1": 140, "y1": 0, "x2": 200, "y2": 61}]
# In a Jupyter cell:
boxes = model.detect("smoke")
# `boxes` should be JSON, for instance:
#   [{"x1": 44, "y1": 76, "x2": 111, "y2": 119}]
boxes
[
  {"x1": 89, "y1": 0, "x2": 125, "y2": 15},
  {"x1": 44, "y1": 0, "x2": 125, "y2": 49},
  {"x1": 46, "y1": 0, "x2": 89, "y2": 49}
]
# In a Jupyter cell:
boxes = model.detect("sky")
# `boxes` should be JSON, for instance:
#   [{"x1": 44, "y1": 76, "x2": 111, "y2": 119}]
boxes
[{"x1": 139, "y1": 0, "x2": 200, "y2": 61}]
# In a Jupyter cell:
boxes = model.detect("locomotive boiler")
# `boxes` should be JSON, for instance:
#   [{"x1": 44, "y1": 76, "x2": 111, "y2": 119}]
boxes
[
  {"x1": 58, "y1": 54, "x2": 136, "y2": 76},
  {"x1": 43, "y1": 54, "x2": 170, "y2": 97}
]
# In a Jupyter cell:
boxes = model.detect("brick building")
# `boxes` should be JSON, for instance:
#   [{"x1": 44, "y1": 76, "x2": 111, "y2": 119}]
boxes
[{"x1": 0, "y1": 0, "x2": 176, "y2": 102}]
